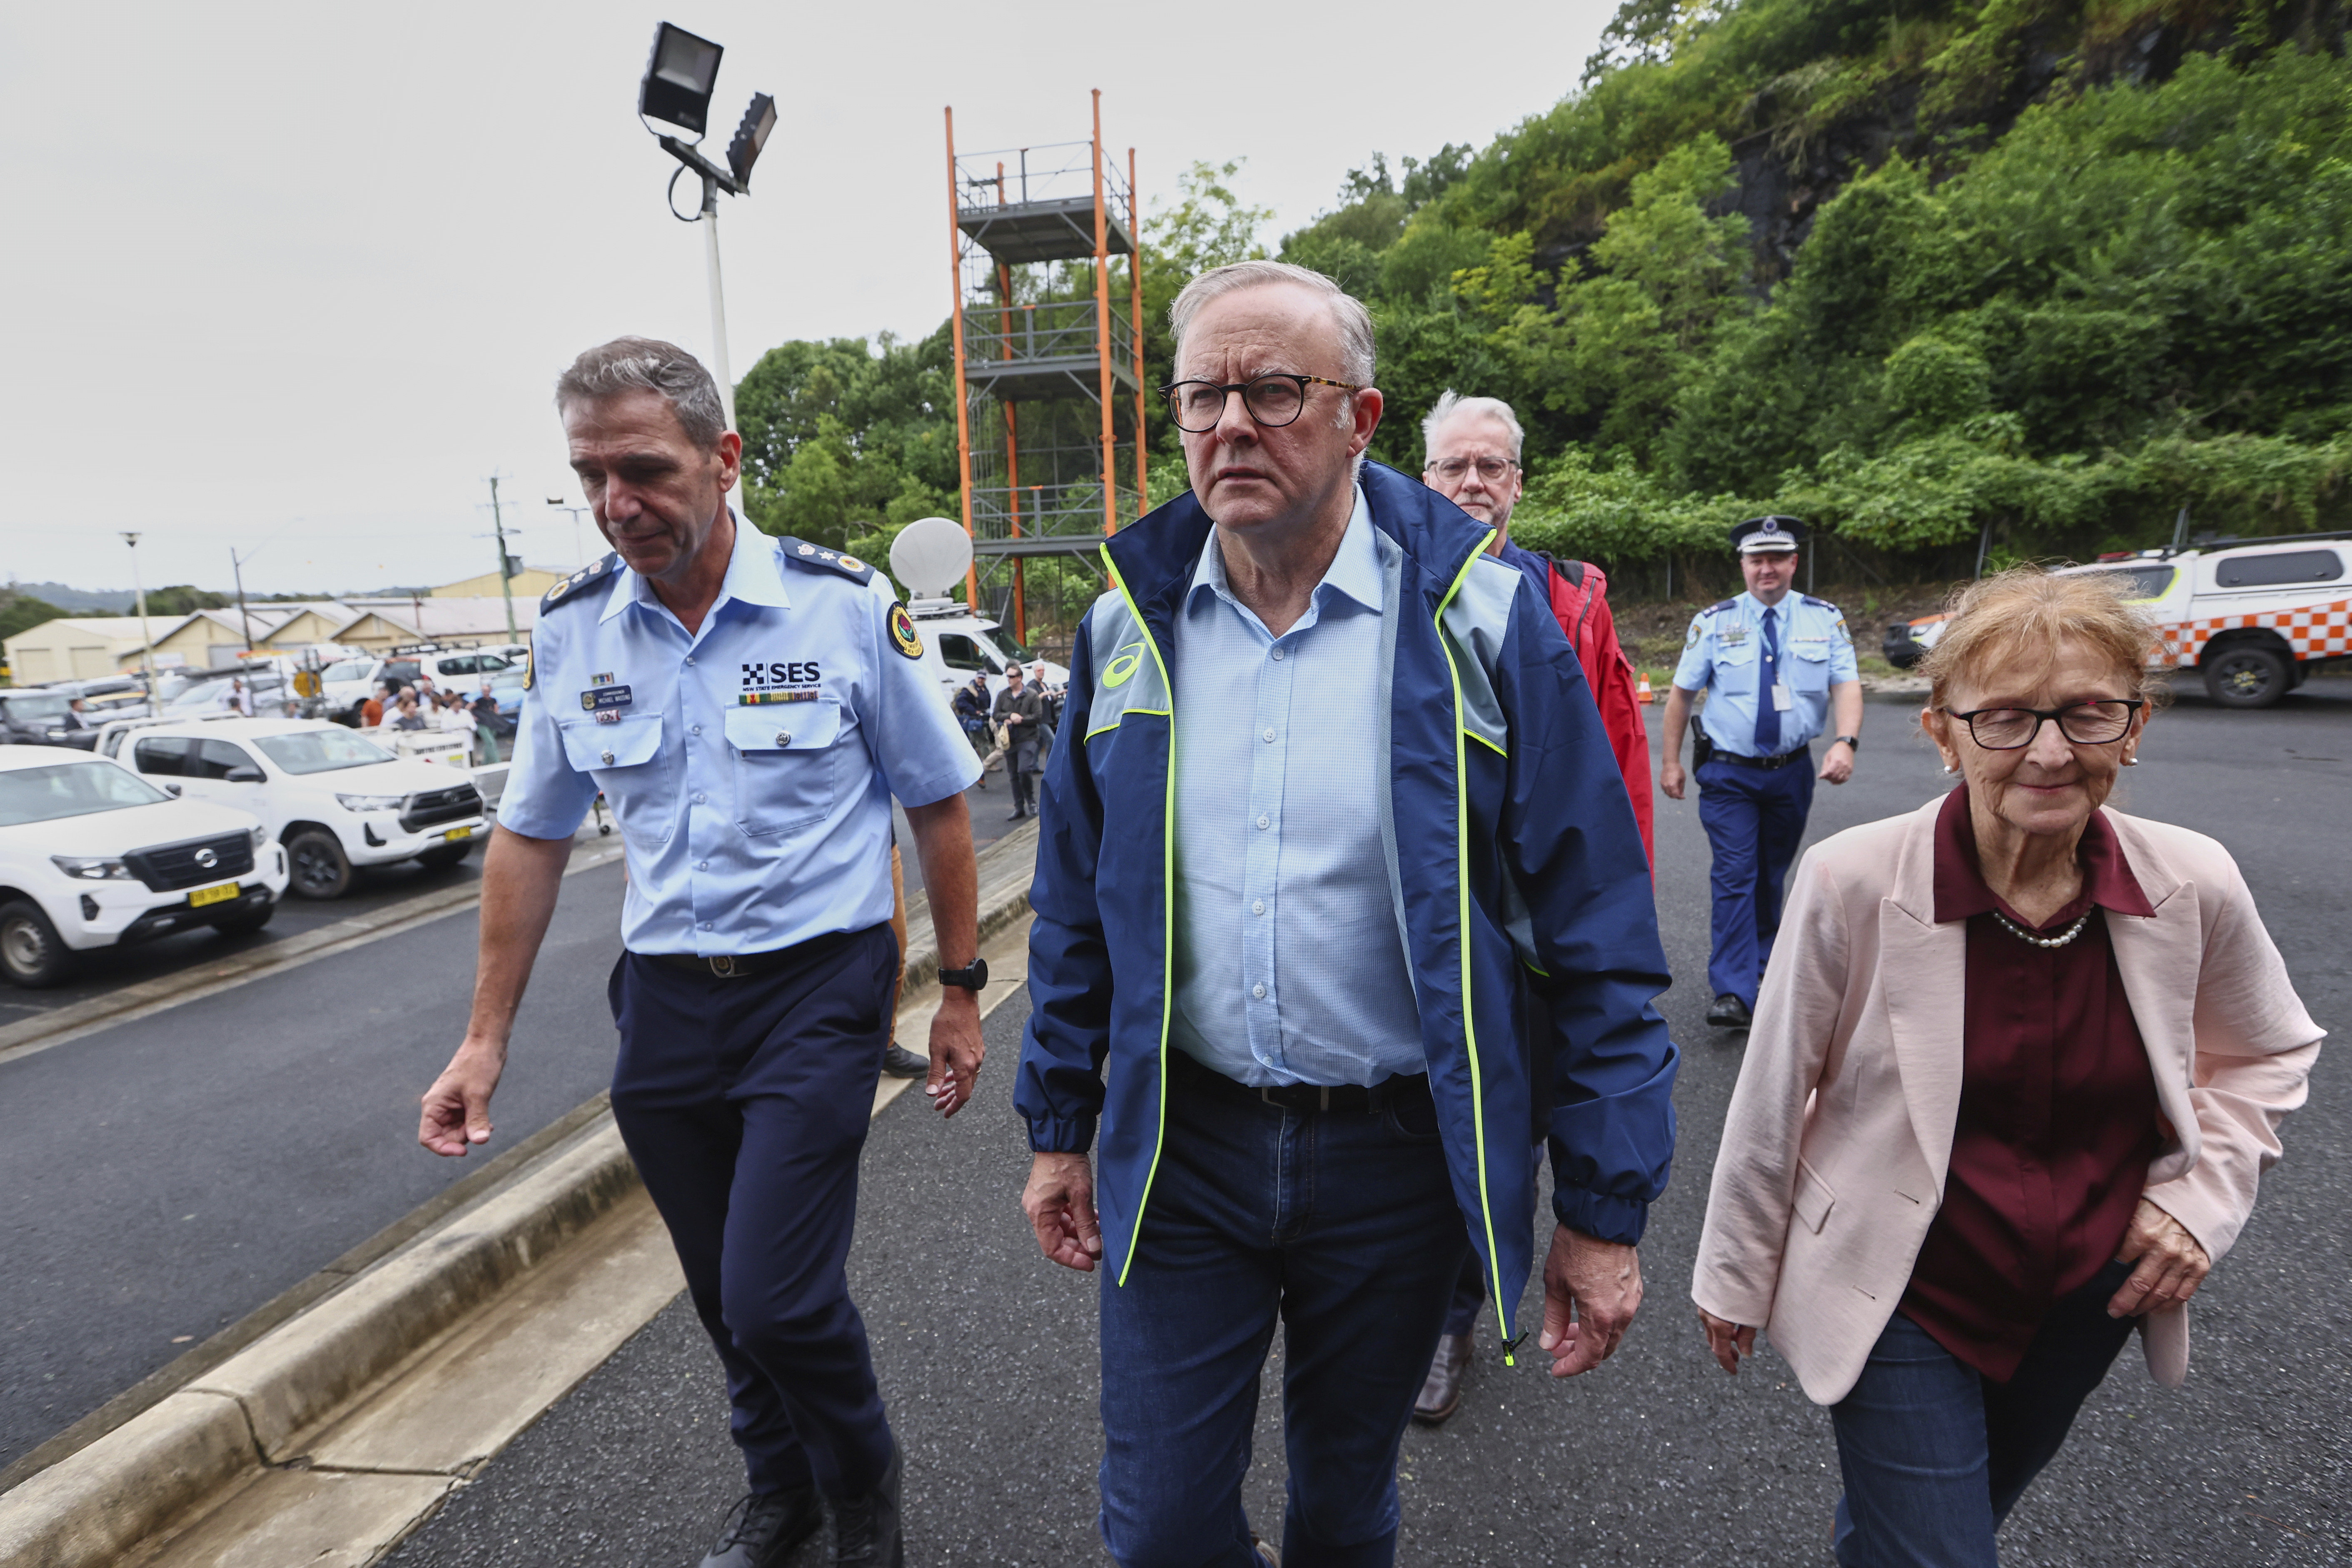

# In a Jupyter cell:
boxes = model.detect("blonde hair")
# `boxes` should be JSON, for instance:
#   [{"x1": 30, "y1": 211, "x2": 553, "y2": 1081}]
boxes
[{"x1": 1919, "y1": 566, "x2": 2167, "y2": 713}]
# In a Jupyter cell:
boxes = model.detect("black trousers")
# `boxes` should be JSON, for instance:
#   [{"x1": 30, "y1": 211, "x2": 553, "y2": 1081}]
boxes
[{"x1": 607, "y1": 925, "x2": 898, "y2": 1497}]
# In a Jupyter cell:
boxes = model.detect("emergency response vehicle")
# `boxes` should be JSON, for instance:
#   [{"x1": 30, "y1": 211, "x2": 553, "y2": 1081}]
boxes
[{"x1": 1884, "y1": 531, "x2": 2352, "y2": 708}]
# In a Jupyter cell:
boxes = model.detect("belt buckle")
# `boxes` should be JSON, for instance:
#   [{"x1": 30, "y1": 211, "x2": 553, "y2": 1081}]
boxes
[{"x1": 709, "y1": 955, "x2": 736, "y2": 978}]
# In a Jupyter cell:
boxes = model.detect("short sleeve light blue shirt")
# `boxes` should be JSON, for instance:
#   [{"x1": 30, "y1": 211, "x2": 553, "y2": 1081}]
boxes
[
  {"x1": 1671, "y1": 590, "x2": 1858, "y2": 755},
  {"x1": 1168, "y1": 491, "x2": 1424, "y2": 1088},
  {"x1": 497, "y1": 515, "x2": 980, "y2": 955}
]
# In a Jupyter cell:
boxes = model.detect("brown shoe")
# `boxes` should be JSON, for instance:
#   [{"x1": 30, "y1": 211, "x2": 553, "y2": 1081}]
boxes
[{"x1": 1412, "y1": 1332, "x2": 1474, "y2": 1425}]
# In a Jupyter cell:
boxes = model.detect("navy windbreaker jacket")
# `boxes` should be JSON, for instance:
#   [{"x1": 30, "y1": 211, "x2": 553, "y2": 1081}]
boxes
[{"x1": 1014, "y1": 461, "x2": 1680, "y2": 1340}]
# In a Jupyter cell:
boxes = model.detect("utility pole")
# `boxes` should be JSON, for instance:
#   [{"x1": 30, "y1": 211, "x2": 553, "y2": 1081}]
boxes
[
  {"x1": 229, "y1": 547, "x2": 256, "y2": 653},
  {"x1": 488, "y1": 476, "x2": 520, "y2": 642},
  {"x1": 121, "y1": 532, "x2": 153, "y2": 691}
]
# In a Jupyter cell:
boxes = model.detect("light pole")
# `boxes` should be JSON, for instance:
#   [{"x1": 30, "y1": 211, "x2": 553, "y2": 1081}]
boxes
[
  {"x1": 229, "y1": 546, "x2": 259, "y2": 654},
  {"x1": 120, "y1": 532, "x2": 153, "y2": 692},
  {"x1": 547, "y1": 498, "x2": 595, "y2": 566},
  {"x1": 486, "y1": 476, "x2": 520, "y2": 642},
  {"x1": 639, "y1": 21, "x2": 775, "y2": 433}
]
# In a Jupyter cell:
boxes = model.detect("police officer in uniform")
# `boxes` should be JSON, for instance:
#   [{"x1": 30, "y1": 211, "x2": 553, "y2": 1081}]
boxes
[
  {"x1": 419, "y1": 338, "x2": 985, "y2": 1568},
  {"x1": 1659, "y1": 517, "x2": 1861, "y2": 1030}
]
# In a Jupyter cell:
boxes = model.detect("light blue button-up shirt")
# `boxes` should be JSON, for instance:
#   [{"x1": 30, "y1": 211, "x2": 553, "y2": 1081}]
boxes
[
  {"x1": 496, "y1": 514, "x2": 979, "y2": 955},
  {"x1": 1671, "y1": 589, "x2": 1859, "y2": 756},
  {"x1": 1168, "y1": 491, "x2": 1424, "y2": 1088}
]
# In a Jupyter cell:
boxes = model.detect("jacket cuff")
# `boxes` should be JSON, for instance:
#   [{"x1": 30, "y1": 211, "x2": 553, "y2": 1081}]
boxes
[
  {"x1": 1551, "y1": 1183, "x2": 1649, "y2": 1246},
  {"x1": 1025, "y1": 1112, "x2": 1097, "y2": 1156}
]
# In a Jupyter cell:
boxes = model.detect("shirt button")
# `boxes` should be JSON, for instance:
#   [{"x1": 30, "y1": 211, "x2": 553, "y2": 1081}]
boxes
[
  {"x1": 599, "y1": 750, "x2": 615, "y2": 765},
  {"x1": 700, "y1": 921, "x2": 712, "y2": 931},
  {"x1": 1252, "y1": 899, "x2": 1266, "y2": 916},
  {"x1": 1270, "y1": 648, "x2": 1285, "y2": 661},
  {"x1": 693, "y1": 792, "x2": 706, "y2": 804},
  {"x1": 1256, "y1": 813, "x2": 1270, "y2": 830},
  {"x1": 1252, "y1": 982, "x2": 1267, "y2": 1000},
  {"x1": 698, "y1": 860, "x2": 709, "y2": 871},
  {"x1": 1262, "y1": 728, "x2": 1277, "y2": 743},
  {"x1": 691, "y1": 724, "x2": 701, "y2": 735},
  {"x1": 685, "y1": 656, "x2": 696, "y2": 666}
]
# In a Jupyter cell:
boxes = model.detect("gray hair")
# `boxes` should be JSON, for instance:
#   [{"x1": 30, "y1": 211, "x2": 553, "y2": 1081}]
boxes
[
  {"x1": 1169, "y1": 261, "x2": 1377, "y2": 388},
  {"x1": 1422, "y1": 391, "x2": 1524, "y2": 462},
  {"x1": 554, "y1": 337, "x2": 728, "y2": 449}
]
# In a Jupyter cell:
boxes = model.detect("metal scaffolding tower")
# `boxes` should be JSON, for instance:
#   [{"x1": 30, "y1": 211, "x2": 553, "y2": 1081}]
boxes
[{"x1": 944, "y1": 92, "x2": 1146, "y2": 640}]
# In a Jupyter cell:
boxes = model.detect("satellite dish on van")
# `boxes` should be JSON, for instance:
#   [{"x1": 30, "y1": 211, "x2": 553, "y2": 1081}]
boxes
[{"x1": 889, "y1": 516, "x2": 973, "y2": 598}]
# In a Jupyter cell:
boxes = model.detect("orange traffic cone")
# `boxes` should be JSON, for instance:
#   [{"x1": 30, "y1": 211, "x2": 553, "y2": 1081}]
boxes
[{"x1": 1637, "y1": 672, "x2": 1654, "y2": 705}]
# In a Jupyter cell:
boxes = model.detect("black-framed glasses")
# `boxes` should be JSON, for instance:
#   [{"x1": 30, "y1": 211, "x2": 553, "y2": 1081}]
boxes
[
  {"x1": 1425, "y1": 456, "x2": 1519, "y2": 484},
  {"x1": 1945, "y1": 700, "x2": 2145, "y2": 749},
  {"x1": 1160, "y1": 374, "x2": 1361, "y2": 433}
]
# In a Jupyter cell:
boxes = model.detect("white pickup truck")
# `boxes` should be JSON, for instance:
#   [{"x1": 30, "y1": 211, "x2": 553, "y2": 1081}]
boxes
[
  {"x1": 1884, "y1": 533, "x2": 2352, "y2": 707},
  {"x1": 0, "y1": 747, "x2": 287, "y2": 987},
  {"x1": 97, "y1": 717, "x2": 488, "y2": 898}
]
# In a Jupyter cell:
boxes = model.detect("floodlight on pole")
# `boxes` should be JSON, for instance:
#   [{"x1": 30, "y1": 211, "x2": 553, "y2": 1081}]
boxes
[
  {"x1": 548, "y1": 498, "x2": 595, "y2": 566},
  {"x1": 120, "y1": 532, "x2": 153, "y2": 692},
  {"x1": 639, "y1": 21, "x2": 771, "y2": 440}
]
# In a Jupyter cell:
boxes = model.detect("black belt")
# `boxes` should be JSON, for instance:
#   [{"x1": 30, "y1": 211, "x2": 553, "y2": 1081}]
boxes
[
  {"x1": 1167, "y1": 1044, "x2": 1428, "y2": 1114},
  {"x1": 634, "y1": 924, "x2": 875, "y2": 980},
  {"x1": 1710, "y1": 746, "x2": 1808, "y2": 770}
]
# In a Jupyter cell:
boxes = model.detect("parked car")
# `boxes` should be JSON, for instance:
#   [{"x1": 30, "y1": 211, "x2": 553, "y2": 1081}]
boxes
[
  {"x1": 161, "y1": 668, "x2": 292, "y2": 717},
  {"x1": 0, "y1": 689, "x2": 85, "y2": 747},
  {"x1": 1883, "y1": 533, "x2": 2352, "y2": 708},
  {"x1": 97, "y1": 717, "x2": 488, "y2": 898},
  {"x1": 0, "y1": 747, "x2": 287, "y2": 987},
  {"x1": 317, "y1": 648, "x2": 521, "y2": 723}
]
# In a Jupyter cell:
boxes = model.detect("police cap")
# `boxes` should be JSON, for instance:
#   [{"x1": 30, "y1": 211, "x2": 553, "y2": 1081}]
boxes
[{"x1": 1731, "y1": 515, "x2": 1806, "y2": 555}]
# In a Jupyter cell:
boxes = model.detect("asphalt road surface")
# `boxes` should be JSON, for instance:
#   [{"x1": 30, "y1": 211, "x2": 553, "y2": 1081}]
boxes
[{"x1": 388, "y1": 679, "x2": 2351, "y2": 1567}]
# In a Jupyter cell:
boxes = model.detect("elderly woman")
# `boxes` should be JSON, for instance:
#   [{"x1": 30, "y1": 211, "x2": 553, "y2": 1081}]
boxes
[{"x1": 1691, "y1": 568, "x2": 2321, "y2": 1566}]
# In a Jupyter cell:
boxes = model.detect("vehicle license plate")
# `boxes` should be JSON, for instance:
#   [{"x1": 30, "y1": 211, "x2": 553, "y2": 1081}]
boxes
[
  {"x1": 189, "y1": 882, "x2": 239, "y2": 908},
  {"x1": 443, "y1": 826, "x2": 473, "y2": 842}
]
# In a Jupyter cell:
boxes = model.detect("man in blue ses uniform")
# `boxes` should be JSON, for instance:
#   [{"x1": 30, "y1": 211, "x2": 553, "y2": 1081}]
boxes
[
  {"x1": 417, "y1": 339, "x2": 983, "y2": 1568},
  {"x1": 1659, "y1": 517, "x2": 1863, "y2": 1031},
  {"x1": 1014, "y1": 263, "x2": 1679, "y2": 1568}
]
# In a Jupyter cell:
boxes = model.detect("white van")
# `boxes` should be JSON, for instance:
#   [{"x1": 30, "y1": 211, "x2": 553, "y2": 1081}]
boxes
[
  {"x1": 317, "y1": 647, "x2": 523, "y2": 723},
  {"x1": 907, "y1": 600, "x2": 1069, "y2": 707},
  {"x1": 0, "y1": 748, "x2": 287, "y2": 987},
  {"x1": 98, "y1": 717, "x2": 487, "y2": 898}
]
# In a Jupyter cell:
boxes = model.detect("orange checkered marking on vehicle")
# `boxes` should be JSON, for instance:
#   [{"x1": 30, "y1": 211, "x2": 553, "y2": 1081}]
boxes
[{"x1": 2155, "y1": 598, "x2": 2352, "y2": 667}]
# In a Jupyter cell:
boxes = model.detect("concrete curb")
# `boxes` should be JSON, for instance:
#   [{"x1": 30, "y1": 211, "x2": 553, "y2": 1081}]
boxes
[{"x1": 0, "y1": 823, "x2": 1040, "y2": 1568}]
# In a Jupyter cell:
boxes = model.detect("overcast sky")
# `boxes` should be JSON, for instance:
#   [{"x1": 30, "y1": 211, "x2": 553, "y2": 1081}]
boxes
[{"x1": 2, "y1": 0, "x2": 1613, "y2": 598}]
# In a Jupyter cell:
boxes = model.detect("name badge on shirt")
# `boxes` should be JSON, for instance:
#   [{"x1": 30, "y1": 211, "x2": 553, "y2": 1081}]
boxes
[
  {"x1": 1773, "y1": 683, "x2": 1793, "y2": 711},
  {"x1": 581, "y1": 683, "x2": 632, "y2": 713}
]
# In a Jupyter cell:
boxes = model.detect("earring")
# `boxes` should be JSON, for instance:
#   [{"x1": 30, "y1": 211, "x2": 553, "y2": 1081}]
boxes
[
  {"x1": 1941, "y1": 761, "x2": 1958, "y2": 775},
  {"x1": 2123, "y1": 754, "x2": 2139, "y2": 767}
]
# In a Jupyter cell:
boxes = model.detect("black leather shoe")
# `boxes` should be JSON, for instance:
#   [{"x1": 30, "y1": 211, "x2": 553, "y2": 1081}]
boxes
[
  {"x1": 1412, "y1": 1332, "x2": 1473, "y2": 1425},
  {"x1": 1706, "y1": 993, "x2": 1753, "y2": 1029},
  {"x1": 828, "y1": 1446, "x2": 905, "y2": 1566},
  {"x1": 880, "y1": 1043, "x2": 929, "y2": 1079},
  {"x1": 1006, "y1": 808, "x2": 1028, "y2": 821},
  {"x1": 700, "y1": 1487, "x2": 823, "y2": 1568}
]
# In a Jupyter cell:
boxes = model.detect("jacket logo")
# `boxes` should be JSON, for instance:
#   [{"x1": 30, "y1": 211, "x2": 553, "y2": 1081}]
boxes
[{"x1": 1101, "y1": 642, "x2": 1145, "y2": 688}]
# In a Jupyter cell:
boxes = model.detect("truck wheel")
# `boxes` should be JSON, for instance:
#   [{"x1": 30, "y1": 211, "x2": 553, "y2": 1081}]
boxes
[
  {"x1": 415, "y1": 840, "x2": 473, "y2": 870},
  {"x1": 0, "y1": 900, "x2": 72, "y2": 988},
  {"x1": 209, "y1": 899, "x2": 276, "y2": 936},
  {"x1": 287, "y1": 830, "x2": 355, "y2": 898},
  {"x1": 2202, "y1": 646, "x2": 2290, "y2": 709}
]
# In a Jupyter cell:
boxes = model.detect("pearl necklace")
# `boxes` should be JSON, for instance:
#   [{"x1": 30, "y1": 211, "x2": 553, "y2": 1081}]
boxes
[{"x1": 1992, "y1": 908, "x2": 2091, "y2": 948}]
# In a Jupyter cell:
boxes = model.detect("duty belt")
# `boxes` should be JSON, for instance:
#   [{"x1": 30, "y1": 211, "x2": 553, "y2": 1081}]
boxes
[{"x1": 1711, "y1": 747, "x2": 1808, "y2": 771}]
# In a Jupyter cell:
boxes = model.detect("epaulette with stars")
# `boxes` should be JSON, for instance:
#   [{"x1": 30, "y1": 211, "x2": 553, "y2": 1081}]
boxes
[
  {"x1": 1704, "y1": 598, "x2": 1738, "y2": 615},
  {"x1": 778, "y1": 537, "x2": 876, "y2": 586},
  {"x1": 1801, "y1": 594, "x2": 1842, "y2": 611},
  {"x1": 540, "y1": 552, "x2": 620, "y2": 613}
]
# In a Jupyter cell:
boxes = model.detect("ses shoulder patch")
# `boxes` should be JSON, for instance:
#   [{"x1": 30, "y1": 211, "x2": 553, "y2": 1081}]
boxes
[
  {"x1": 541, "y1": 552, "x2": 620, "y2": 613},
  {"x1": 888, "y1": 602, "x2": 924, "y2": 660},
  {"x1": 779, "y1": 536, "x2": 877, "y2": 586}
]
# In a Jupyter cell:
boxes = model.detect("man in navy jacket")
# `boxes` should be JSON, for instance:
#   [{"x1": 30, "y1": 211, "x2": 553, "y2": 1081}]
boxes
[{"x1": 1015, "y1": 262, "x2": 1679, "y2": 1567}]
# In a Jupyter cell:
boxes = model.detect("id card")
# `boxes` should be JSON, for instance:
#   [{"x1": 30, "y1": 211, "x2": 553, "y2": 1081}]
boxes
[{"x1": 1772, "y1": 683, "x2": 1793, "y2": 712}]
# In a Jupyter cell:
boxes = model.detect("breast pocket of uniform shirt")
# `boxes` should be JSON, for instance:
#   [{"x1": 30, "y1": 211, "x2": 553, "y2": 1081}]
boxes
[
  {"x1": 1787, "y1": 638, "x2": 1833, "y2": 693},
  {"x1": 557, "y1": 713, "x2": 673, "y2": 844},
  {"x1": 725, "y1": 700, "x2": 845, "y2": 837},
  {"x1": 1711, "y1": 642, "x2": 1758, "y2": 693}
]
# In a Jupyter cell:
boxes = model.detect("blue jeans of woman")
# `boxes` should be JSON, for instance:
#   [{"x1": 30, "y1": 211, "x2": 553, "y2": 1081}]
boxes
[{"x1": 1830, "y1": 1259, "x2": 2136, "y2": 1567}]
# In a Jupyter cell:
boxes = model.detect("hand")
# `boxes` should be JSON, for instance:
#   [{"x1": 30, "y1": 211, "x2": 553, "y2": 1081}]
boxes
[
  {"x1": 1538, "y1": 1224, "x2": 1642, "y2": 1376},
  {"x1": 923, "y1": 988, "x2": 984, "y2": 1118},
  {"x1": 1819, "y1": 740, "x2": 1856, "y2": 785},
  {"x1": 419, "y1": 1040, "x2": 504, "y2": 1157},
  {"x1": 2108, "y1": 1198, "x2": 2211, "y2": 1318},
  {"x1": 1022, "y1": 1151, "x2": 1102, "y2": 1273},
  {"x1": 1660, "y1": 761, "x2": 1687, "y2": 801},
  {"x1": 1696, "y1": 1307, "x2": 1756, "y2": 1375}
]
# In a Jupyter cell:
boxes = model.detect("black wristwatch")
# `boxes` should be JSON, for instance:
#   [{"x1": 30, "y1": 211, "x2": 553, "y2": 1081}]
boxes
[
  {"x1": 938, "y1": 958, "x2": 989, "y2": 992},
  {"x1": 1833, "y1": 734, "x2": 1861, "y2": 751}
]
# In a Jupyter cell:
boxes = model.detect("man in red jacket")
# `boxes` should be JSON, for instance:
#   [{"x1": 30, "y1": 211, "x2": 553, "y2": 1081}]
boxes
[{"x1": 1414, "y1": 391, "x2": 1658, "y2": 1422}]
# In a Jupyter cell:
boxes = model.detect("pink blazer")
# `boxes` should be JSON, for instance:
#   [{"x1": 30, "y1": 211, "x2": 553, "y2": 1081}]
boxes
[{"x1": 1691, "y1": 795, "x2": 2322, "y2": 1406}]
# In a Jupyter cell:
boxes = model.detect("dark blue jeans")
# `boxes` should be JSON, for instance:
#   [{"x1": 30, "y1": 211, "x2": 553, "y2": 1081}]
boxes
[
  {"x1": 1830, "y1": 1260, "x2": 2136, "y2": 1567},
  {"x1": 1097, "y1": 1061, "x2": 1470, "y2": 1568},
  {"x1": 1696, "y1": 756, "x2": 1814, "y2": 1006}
]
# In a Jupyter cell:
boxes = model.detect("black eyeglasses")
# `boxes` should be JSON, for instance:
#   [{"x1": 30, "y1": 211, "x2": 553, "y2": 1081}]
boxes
[
  {"x1": 1425, "y1": 456, "x2": 1519, "y2": 484},
  {"x1": 1945, "y1": 700, "x2": 2145, "y2": 749},
  {"x1": 1160, "y1": 374, "x2": 1361, "y2": 433}
]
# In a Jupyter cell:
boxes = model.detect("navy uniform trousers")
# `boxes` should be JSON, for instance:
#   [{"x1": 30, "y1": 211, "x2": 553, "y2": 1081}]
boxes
[
  {"x1": 1696, "y1": 755, "x2": 1815, "y2": 1007},
  {"x1": 606, "y1": 923, "x2": 899, "y2": 1498}
]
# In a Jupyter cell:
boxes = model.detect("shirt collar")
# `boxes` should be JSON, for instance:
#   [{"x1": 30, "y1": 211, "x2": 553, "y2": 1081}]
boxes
[
  {"x1": 1186, "y1": 486, "x2": 1381, "y2": 620},
  {"x1": 1932, "y1": 783, "x2": 2156, "y2": 925},
  {"x1": 602, "y1": 509, "x2": 789, "y2": 623},
  {"x1": 1739, "y1": 589, "x2": 1793, "y2": 621}
]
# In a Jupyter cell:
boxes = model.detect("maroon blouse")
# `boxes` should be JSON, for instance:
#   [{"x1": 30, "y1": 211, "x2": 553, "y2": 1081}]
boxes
[{"x1": 1898, "y1": 785, "x2": 2162, "y2": 1382}]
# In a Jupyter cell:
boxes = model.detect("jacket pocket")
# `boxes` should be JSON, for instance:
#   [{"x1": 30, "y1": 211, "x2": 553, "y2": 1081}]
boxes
[
  {"x1": 1791, "y1": 1157, "x2": 1837, "y2": 1235},
  {"x1": 725, "y1": 701, "x2": 843, "y2": 837}
]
